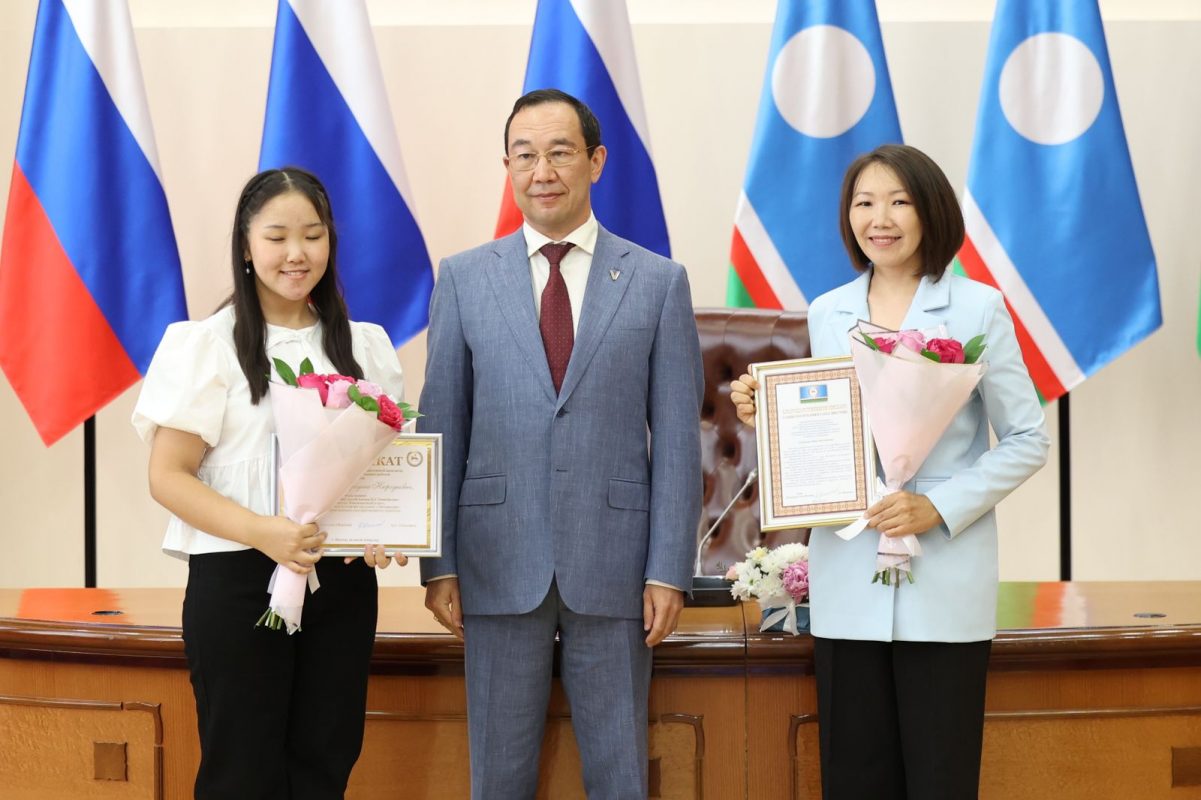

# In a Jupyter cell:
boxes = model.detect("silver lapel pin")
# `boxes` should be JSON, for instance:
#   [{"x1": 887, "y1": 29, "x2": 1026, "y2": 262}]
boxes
[{"x1": 609, "y1": 269, "x2": 621, "y2": 281}]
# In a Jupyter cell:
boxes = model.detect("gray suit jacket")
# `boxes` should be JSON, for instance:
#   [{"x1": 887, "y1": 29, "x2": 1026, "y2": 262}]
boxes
[{"x1": 418, "y1": 227, "x2": 704, "y2": 619}]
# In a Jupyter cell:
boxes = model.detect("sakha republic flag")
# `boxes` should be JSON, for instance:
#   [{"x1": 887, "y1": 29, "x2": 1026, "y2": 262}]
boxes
[
  {"x1": 260, "y1": 0, "x2": 433, "y2": 345},
  {"x1": 727, "y1": 0, "x2": 902, "y2": 310},
  {"x1": 495, "y1": 0, "x2": 670, "y2": 258},
  {"x1": 954, "y1": 0, "x2": 1161, "y2": 402},
  {"x1": 0, "y1": 0, "x2": 186, "y2": 446}
]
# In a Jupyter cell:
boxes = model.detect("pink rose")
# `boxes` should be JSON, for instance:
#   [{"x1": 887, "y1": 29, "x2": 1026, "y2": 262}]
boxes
[
  {"x1": 895, "y1": 330, "x2": 926, "y2": 353},
  {"x1": 926, "y1": 338, "x2": 966, "y2": 364},
  {"x1": 356, "y1": 380, "x2": 384, "y2": 399},
  {"x1": 326, "y1": 379, "x2": 354, "y2": 408},
  {"x1": 782, "y1": 559, "x2": 809, "y2": 603},
  {"x1": 377, "y1": 394, "x2": 404, "y2": 431},
  {"x1": 725, "y1": 565, "x2": 738, "y2": 581},
  {"x1": 296, "y1": 372, "x2": 329, "y2": 404},
  {"x1": 872, "y1": 334, "x2": 897, "y2": 354}
]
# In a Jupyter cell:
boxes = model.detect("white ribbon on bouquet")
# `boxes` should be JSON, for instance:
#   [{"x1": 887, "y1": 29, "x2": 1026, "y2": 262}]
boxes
[{"x1": 835, "y1": 477, "x2": 922, "y2": 584}]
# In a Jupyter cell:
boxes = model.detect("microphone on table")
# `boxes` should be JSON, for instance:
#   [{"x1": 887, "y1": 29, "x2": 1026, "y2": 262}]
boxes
[{"x1": 686, "y1": 468, "x2": 758, "y2": 607}]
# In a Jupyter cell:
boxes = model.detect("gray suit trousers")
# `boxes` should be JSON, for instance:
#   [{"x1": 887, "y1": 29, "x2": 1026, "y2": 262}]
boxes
[{"x1": 464, "y1": 583, "x2": 652, "y2": 800}]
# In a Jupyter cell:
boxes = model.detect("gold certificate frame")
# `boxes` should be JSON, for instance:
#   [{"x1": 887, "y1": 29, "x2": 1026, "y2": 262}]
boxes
[
  {"x1": 272, "y1": 433, "x2": 443, "y2": 557},
  {"x1": 751, "y1": 356, "x2": 876, "y2": 532}
]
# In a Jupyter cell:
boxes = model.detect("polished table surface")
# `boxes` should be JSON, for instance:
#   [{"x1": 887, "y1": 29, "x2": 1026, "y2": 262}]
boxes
[
  {"x1": 0, "y1": 585, "x2": 749, "y2": 672},
  {"x1": 4, "y1": 582, "x2": 1201, "y2": 799},
  {"x1": 2, "y1": 581, "x2": 1200, "y2": 671}
]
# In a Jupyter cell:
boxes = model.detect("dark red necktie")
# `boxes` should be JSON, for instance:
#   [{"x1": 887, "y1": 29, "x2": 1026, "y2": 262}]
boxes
[{"x1": 539, "y1": 242, "x2": 576, "y2": 393}]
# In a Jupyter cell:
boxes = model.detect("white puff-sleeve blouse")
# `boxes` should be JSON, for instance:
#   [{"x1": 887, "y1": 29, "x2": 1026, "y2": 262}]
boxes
[{"x1": 131, "y1": 305, "x2": 405, "y2": 559}]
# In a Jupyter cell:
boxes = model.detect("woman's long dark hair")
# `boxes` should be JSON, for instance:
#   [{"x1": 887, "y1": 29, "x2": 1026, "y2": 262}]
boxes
[{"x1": 228, "y1": 167, "x2": 364, "y2": 403}]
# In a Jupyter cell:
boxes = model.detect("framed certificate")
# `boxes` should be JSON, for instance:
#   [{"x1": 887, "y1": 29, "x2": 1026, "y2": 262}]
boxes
[
  {"x1": 272, "y1": 433, "x2": 443, "y2": 557},
  {"x1": 751, "y1": 356, "x2": 876, "y2": 531}
]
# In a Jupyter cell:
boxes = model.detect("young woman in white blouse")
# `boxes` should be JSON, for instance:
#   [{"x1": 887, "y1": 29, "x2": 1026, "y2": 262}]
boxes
[{"x1": 133, "y1": 167, "x2": 406, "y2": 798}]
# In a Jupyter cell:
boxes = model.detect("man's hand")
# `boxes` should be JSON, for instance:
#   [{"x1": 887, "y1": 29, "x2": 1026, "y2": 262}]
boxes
[
  {"x1": 866, "y1": 492, "x2": 943, "y2": 538},
  {"x1": 729, "y1": 373, "x2": 758, "y2": 428},
  {"x1": 642, "y1": 584, "x2": 684, "y2": 647},
  {"x1": 425, "y1": 578, "x2": 464, "y2": 640}
]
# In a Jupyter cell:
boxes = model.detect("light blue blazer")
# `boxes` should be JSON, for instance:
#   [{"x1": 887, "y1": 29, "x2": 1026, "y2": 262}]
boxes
[
  {"x1": 418, "y1": 227, "x2": 704, "y2": 620},
  {"x1": 807, "y1": 270, "x2": 1049, "y2": 642}
]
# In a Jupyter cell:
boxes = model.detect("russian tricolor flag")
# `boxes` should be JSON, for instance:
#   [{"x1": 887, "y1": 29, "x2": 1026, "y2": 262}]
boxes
[
  {"x1": 260, "y1": 0, "x2": 433, "y2": 345},
  {"x1": 0, "y1": 0, "x2": 186, "y2": 446},
  {"x1": 727, "y1": 0, "x2": 902, "y2": 309},
  {"x1": 957, "y1": 0, "x2": 1161, "y2": 401},
  {"x1": 496, "y1": 0, "x2": 670, "y2": 258}
]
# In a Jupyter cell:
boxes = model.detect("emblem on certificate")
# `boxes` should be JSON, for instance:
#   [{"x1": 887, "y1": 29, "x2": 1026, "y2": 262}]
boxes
[
  {"x1": 751, "y1": 356, "x2": 876, "y2": 531},
  {"x1": 271, "y1": 433, "x2": 443, "y2": 557}
]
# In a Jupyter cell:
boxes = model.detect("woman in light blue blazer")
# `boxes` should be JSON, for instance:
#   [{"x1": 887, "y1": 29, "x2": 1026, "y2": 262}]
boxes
[{"x1": 732, "y1": 145, "x2": 1049, "y2": 799}]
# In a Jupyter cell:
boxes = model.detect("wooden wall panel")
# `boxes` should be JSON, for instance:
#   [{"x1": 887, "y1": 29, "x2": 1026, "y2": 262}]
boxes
[
  {"x1": 0, "y1": 695, "x2": 161, "y2": 800},
  {"x1": 349, "y1": 678, "x2": 724, "y2": 798},
  {"x1": 745, "y1": 675, "x2": 819, "y2": 799},
  {"x1": 787, "y1": 715, "x2": 821, "y2": 800},
  {"x1": 4, "y1": 586, "x2": 1201, "y2": 798},
  {"x1": 980, "y1": 709, "x2": 1201, "y2": 799},
  {"x1": 0, "y1": 661, "x2": 197, "y2": 799}
]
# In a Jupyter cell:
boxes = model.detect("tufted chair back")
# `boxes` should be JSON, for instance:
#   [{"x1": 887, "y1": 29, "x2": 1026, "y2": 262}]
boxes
[{"x1": 695, "y1": 307, "x2": 812, "y2": 575}]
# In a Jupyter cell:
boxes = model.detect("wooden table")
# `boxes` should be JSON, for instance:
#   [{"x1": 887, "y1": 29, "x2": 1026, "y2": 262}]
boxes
[{"x1": 2, "y1": 583, "x2": 1201, "y2": 799}]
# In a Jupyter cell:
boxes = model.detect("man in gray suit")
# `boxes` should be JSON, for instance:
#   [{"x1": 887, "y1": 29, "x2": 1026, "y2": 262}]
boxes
[{"x1": 418, "y1": 88, "x2": 703, "y2": 799}]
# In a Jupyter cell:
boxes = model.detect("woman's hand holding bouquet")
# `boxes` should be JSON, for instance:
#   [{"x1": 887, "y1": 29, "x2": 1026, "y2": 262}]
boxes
[
  {"x1": 838, "y1": 322, "x2": 987, "y2": 584},
  {"x1": 258, "y1": 358, "x2": 418, "y2": 633}
]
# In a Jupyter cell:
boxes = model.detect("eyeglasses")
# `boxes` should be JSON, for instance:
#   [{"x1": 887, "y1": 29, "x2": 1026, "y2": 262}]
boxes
[{"x1": 506, "y1": 146, "x2": 590, "y2": 172}]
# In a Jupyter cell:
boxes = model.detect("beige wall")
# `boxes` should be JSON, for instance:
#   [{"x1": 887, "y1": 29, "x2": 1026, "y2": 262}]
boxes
[{"x1": 1, "y1": 1, "x2": 1198, "y2": 589}]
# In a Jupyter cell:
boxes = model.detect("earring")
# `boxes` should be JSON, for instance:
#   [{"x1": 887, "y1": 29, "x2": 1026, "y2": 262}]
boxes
[{"x1": 244, "y1": 260, "x2": 251, "y2": 275}]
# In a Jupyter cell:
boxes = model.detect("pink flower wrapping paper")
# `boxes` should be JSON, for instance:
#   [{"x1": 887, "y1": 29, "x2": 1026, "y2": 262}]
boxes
[
  {"x1": 264, "y1": 381, "x2": 402, "y2": 633},
  {"x1": 836, "y1": 320, "x2": 987, "y2": 584}
]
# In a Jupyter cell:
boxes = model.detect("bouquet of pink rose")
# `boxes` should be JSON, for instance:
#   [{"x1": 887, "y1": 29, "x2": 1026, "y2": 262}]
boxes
[
  {"x1": 836, "y1": 322, "x2": 987, "y2": 585},
  {"x1": 725, "y1": 542, "x2": 810, "y2": 635},
  {"x1": 259, "y1": 358, "x2": 417, "y2": 633}
]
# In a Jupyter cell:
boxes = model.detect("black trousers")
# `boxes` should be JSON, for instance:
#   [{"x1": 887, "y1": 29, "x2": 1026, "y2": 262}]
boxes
[
  {"x1": 814, "y1": 636, "x2": 992, "y2": 800},
  {"x1": 182, "y1": 549, "x2": 378, "y2": 800}
]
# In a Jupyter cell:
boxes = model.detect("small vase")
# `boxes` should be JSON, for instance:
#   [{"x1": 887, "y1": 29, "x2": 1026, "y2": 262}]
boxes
[{"x1": 759, "y1": 603, "x2": 810, "y2": 634}]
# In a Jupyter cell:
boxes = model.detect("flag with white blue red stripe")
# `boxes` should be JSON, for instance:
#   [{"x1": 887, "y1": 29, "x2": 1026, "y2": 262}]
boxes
[
  {"x1": 495, "y1": 0, "x2": 670, "y2": 258},
  {"x1": 260, "y1": 0, "x2": 433, "y2": 345},
  {"x1": 956, "y1": 0, "x2": 1161, "y2": 401},
  {"x1": 0, "y1": 0, "x2": 186, "y2": 446},
  {"x1": 727, "y1": 0, "x2": 902, "y2": 309}
]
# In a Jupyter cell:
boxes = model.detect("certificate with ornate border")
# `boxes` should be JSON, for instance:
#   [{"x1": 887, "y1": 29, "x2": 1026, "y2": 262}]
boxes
[
  {"x1": 271, "y1": 434, "x2": 443, "y2": 557},
  {"x1": 752, "y1": 356, "x2": 876, "y2": 532}
]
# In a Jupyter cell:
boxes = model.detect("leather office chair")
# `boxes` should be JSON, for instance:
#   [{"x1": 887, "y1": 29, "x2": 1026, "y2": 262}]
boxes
[{"x1": 695, "y1": 308, "x2": 812, "y2": 575}]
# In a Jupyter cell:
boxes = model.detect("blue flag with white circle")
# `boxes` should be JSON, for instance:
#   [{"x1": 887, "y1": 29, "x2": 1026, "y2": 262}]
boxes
[
  {"x1": 728, "y1": 0, "x2": 902, "y2": 309},
  {"x1": 957, "y1": 0, "x2": 1161, "y2": 400}
]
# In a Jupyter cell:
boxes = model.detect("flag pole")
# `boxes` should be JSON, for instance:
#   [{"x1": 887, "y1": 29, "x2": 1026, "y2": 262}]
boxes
[
  {"x1": 1058, "y1": 395, "x2": 1071, "y2": 581},
  {"x1": 84, "y1": 416, "x2": 96, "y2": 587}
]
